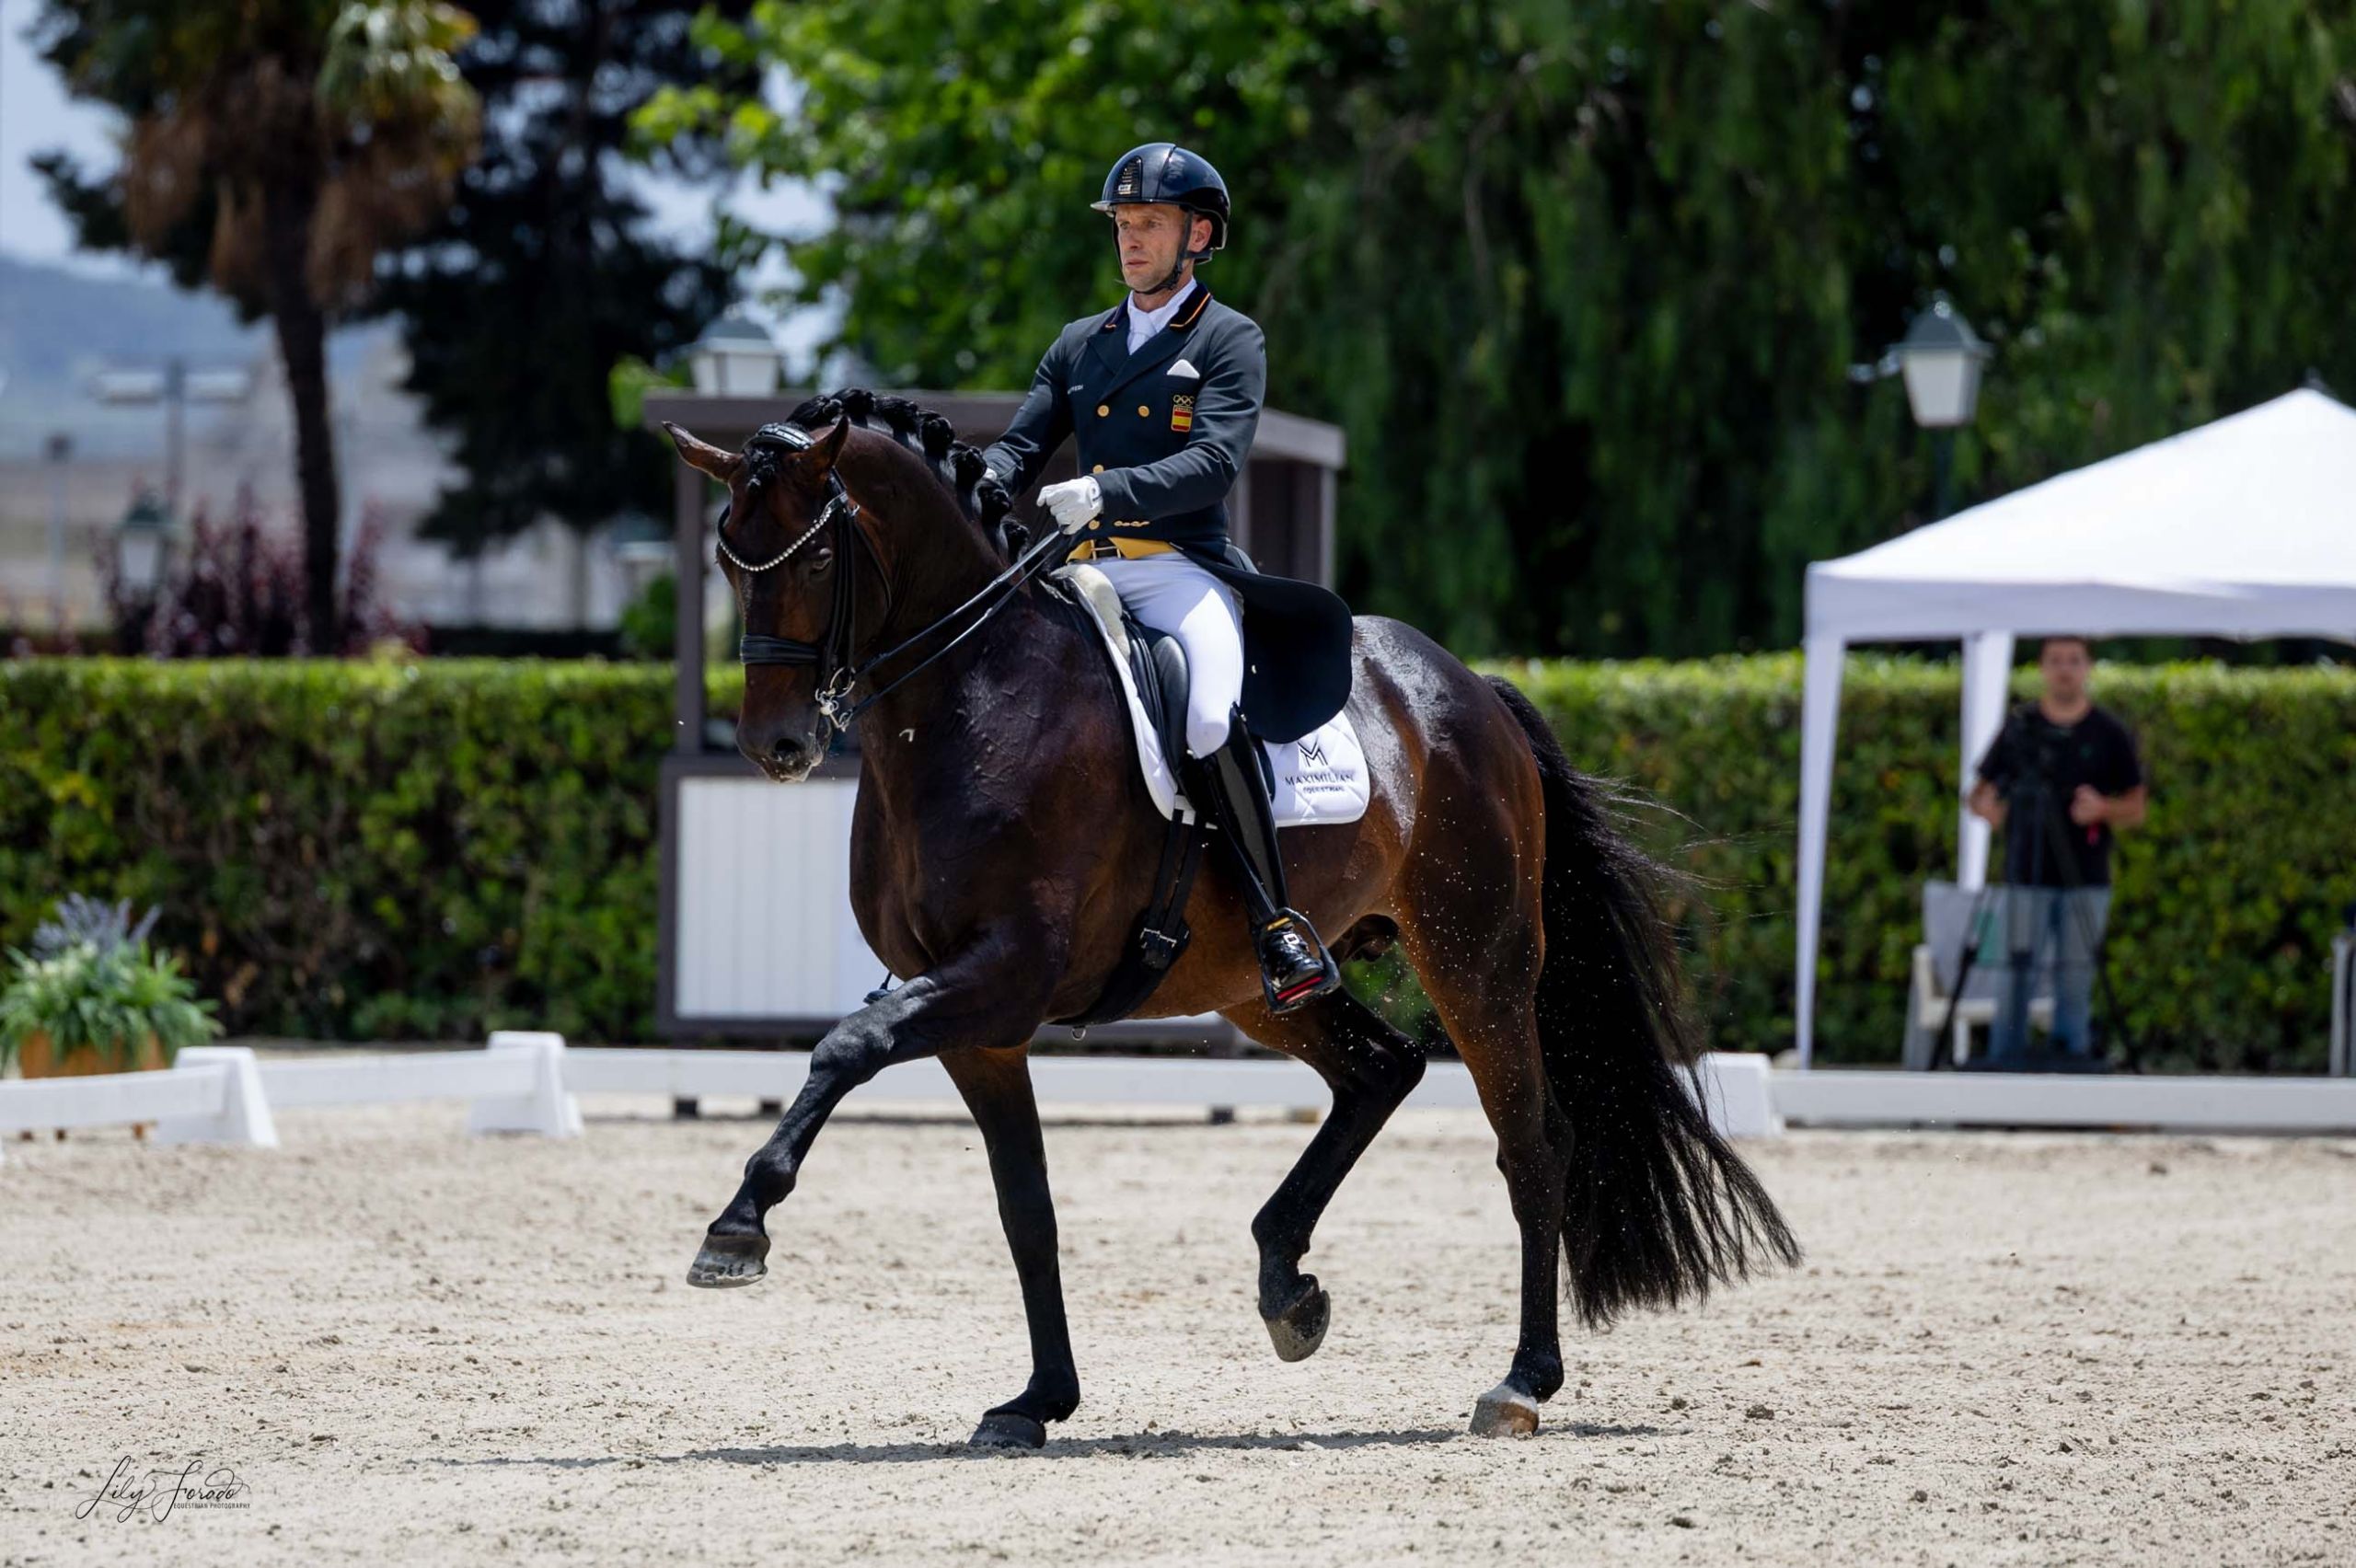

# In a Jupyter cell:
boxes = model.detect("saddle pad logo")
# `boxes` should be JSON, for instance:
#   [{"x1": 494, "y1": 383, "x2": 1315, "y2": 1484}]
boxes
[
  {"x1": 1170, "y1": 394, "x2": 1194, "y2": 434},
  {"x1": 1299, "y1": 736, "x2": 1328, "y2": 767}
]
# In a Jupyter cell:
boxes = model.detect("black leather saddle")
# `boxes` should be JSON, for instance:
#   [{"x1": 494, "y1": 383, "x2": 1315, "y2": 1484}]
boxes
[{"x1": 1081, "y1": 546, "x2": 1282, "y2": 796}]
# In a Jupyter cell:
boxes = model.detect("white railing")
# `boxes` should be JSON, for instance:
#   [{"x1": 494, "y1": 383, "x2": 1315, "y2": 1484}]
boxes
[
  {"x1": 0, "y1": 1033, "x2": 574, "y2": 1161},
  {"x1": 253, "y1": 1032, "x2": 581, "y2": 1138},
  {"x1": 1773, "y1": 1068, "x2": 2356, "y2": 1132},
  {"x1": 0, "y1": 1035, "x2": 1779, "y2": 1157},
  {"x1": 0, "y1": 1055, "x2": 234, "y2": 1130},
  {"x1": 0, "y1": 1044, "x2": 280, "y2": 1159},
  {"x1": 567, "y1": 1047, "x2": 1783, "y2": 1138},
  {"x1": 28, "y1": 1032, "x2": 2356, "y2": 1157}
]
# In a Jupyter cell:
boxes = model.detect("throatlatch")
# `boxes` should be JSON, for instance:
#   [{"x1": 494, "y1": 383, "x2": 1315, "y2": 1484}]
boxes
[{"x1": 1191, "y1": 709, "x2": 1341, "y2": 1013}]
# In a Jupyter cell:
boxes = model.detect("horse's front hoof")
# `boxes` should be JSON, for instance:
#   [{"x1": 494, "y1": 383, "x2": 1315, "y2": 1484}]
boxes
[
  {"x1": 1469, "y1": 1382, "x2": 1541, "y2": 1438},
  {"x1": 685, "y1": 1230, "x2": 769, "y2": 1289},
  {"x1": 1263, "y1": 1280, "x2": 1331, "y2": 1363},
  {"x1": 969, "y1": 1410, "x2": 1046, "y2": 1450}
]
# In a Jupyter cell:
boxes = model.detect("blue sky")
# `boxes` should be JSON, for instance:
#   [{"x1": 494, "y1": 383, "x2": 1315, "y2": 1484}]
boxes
[{"x1": 0, "y1": 0, "x2": 121, "y2": 270}]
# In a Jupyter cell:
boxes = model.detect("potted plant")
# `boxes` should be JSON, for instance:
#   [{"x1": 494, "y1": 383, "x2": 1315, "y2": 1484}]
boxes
[{"x1": 1, "y1": 896, "x2": 223, "y2": 1085}]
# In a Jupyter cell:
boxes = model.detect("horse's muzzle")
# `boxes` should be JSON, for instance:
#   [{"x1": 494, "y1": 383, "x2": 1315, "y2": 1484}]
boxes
[{"x1": 740, "y1": 725, "x2": 823, "y2": 782}]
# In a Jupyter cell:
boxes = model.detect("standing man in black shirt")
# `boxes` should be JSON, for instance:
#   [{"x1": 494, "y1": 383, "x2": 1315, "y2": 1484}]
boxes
[{"x1": 1969, "y1": 637, "x2": 2147, "y2": 1066}]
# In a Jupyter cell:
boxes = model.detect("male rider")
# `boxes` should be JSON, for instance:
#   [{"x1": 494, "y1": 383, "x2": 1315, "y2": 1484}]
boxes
[{"x1": 982, "y1": 143, "x2": 1340, "y2": 1013}]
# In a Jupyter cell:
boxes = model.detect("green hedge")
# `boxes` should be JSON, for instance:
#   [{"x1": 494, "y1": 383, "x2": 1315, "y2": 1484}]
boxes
[
  {"x1": 4, "y1": 656, "x2": 2350, "y2": 1067},
  {"x1": 0, "y1": 660, "x2": 675, "y2": 1044},
  {"x1": 1496, "y1": 656, "x2": 2356, "y2": 1070}
]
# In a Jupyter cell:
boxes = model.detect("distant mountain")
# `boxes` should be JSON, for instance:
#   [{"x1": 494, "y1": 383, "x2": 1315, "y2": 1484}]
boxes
[{"x1": 0, "y1": 254, "x2": 394, "y2": 460}]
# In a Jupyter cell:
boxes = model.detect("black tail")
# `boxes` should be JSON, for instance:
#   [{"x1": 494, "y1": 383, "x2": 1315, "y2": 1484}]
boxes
[{"x1": 1485, "y1": 674, "x2": 1801, "y2": 1328}]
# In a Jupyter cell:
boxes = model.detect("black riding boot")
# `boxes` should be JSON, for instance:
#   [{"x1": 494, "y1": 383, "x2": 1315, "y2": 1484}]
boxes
[{"x1": 1189, "y1": 709, "x2": 1341, "y2": 1014}]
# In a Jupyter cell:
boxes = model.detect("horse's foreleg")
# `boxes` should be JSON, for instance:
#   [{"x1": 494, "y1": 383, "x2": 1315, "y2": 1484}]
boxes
[
  {"x1": 1223, "y1": 987, "x2": 1426, "y2": 1362},
  {"x1": 940, "y1": 1046, "x2": 1078, "y2": 1449},
  {"x1": 686, "y1": 958, "x2": 1048, "y2": 1288}
]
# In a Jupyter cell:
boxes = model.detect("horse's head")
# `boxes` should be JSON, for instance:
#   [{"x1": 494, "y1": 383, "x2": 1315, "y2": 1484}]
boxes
[
  {"x1": 665, "y1": 415, "x2": 872, "y2": 782},
  {"x1": 668, "y1": 391, "x2": 1033, "y2": 781}
]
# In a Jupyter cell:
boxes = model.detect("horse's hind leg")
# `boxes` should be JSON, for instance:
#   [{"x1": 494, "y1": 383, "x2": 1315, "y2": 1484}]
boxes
[
  {"x1": 940, "y1": 1045, "x2": 1079, "y2": 1450},
  {"x1": 1399, "y1": 884, "x2": 1570, "y2": 1437},
  {"x1": 1221, "y1": 985, "x2": 1426, "y2": 1362}
]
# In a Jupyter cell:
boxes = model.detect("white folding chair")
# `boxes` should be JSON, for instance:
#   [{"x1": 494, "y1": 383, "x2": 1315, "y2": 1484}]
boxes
[{"x1": 1904, "y1": 880, "x2": 2052, "y2": 1070}]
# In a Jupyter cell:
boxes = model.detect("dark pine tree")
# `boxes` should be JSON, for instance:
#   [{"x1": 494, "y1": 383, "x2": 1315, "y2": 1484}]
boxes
[{"x1": 370, "y1": 0, "x2": 755, "y2": 555}]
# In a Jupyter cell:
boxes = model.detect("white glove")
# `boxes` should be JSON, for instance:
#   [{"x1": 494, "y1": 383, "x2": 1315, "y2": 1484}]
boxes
[{"x1": 1039, "y1": 476, "x2": 1103, "y2": 534}]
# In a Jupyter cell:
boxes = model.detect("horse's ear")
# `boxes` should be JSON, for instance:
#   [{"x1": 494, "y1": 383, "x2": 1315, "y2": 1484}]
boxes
[
  {"x1": 810, "y1": 414, "x2": 852, "y2": 473},
  {"x1": 663, "y1": 422, "x2": 742, "y2": 483}
]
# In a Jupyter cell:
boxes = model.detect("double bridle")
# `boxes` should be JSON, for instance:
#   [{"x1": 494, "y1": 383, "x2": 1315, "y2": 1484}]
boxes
[{"x1": 723, "y1": 421, "x2": 1070, "y2": 732}]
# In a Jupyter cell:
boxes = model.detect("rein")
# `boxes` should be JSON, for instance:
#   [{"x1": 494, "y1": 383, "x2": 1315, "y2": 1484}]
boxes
[{"x1": 726, "y1": 421, "x2": 1069, "y2": 732}]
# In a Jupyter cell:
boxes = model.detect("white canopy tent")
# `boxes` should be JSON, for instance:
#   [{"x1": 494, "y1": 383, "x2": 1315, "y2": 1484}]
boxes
[{"x1": 1794, "y1": 388, "x2": 2356, "y2": 1066}]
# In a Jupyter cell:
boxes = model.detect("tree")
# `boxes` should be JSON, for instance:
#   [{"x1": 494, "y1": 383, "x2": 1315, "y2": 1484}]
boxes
[
  {"x1": 34, "y1": 0, "x2": 481, "y2": 649},
  {"x1": 638, "y1": 0, "x2": 2356, "y2": 657},
  {"x1": 367, "y1": 0, "x2": 755, "y2": 556}
]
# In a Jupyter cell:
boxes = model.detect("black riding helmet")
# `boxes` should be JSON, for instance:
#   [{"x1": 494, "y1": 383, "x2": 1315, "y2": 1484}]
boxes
[{"x1": 1092, "y1": 143, "x2": 1230, "y2": 264}]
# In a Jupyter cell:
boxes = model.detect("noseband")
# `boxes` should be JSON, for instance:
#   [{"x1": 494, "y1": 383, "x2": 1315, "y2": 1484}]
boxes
[{"x1": 722, "y1": 421, "x2": 1072, "y2": 732}]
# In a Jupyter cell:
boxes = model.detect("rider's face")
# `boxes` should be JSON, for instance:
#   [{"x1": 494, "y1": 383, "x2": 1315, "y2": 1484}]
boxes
[{"x1": 1113, "y1": 203, "x2": 1203, "y2": 294}]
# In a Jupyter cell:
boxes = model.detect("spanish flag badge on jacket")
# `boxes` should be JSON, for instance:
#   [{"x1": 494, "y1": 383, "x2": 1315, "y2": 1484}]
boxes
[{"x1": 1170, "y1": 394, "x2": 1194, "y2": 434}]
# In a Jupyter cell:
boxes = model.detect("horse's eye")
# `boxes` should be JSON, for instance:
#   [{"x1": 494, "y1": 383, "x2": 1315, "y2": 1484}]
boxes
[{"x1": 807, "y1": 546, "x2": 837, "y2": 574}]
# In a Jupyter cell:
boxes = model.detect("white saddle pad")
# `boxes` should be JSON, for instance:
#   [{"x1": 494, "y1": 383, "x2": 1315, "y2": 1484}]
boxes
[{"x1": 1053, "y1": 563, "x2": 1369, "y2": 828}]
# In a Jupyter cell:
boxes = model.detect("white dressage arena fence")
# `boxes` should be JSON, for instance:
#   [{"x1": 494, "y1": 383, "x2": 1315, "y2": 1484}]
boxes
[
  {"x1": 0, "y1": 1033, "x2": 576, "y2": 1162},
  {"x1": 1772, "y1": 1067, "x2": 2356, "y2": 1133},
  {"x1": 0, "y1": 1044, "x2": 280, "y2": 1158},
  {"x1": 17, "y1": 1035, "x2": 2356, "y2": 1159},
  {"x1": 1, "y1": 1035, "x2": 1777, "y2": 1155},
  {"x1": 256, "y1": 1030, "x2": 583, "y2": 1138},
  {"x1": 565, "y1": 1046, "x2": 1783, "y2": 1138}
]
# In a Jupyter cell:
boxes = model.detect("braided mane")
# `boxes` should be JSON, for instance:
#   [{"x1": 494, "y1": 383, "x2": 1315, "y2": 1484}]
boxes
[{"x1": 784, "y1": 388, "x2": 1027, "y2": 560}]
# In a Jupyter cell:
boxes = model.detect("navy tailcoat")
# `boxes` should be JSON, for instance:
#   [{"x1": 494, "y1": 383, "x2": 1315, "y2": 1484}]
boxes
[{"x1": 983, "y1": 283, "x2": 1352, "y2": 744}]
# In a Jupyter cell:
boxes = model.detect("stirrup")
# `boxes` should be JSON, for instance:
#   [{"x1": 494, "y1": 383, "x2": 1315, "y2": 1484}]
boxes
[{"x1": 1258, "y1": 911, "x2": 1341, "y2": 1014}]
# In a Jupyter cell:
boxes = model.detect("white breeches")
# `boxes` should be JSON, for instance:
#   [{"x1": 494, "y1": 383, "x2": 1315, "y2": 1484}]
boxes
[{"x1": 1091, "y1": 555, "x2": 1244, "y2": 758}]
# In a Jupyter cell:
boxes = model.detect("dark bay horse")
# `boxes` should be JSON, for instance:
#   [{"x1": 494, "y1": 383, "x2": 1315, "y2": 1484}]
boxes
[{"x1": 664, "y1": 393, "x2": 1796, "y2": 1447}]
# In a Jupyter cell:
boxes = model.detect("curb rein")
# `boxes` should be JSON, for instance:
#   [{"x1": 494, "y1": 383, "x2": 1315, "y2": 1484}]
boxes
[{"x1": 726, "y1": 421, "x2": 1070, "y2": 732}]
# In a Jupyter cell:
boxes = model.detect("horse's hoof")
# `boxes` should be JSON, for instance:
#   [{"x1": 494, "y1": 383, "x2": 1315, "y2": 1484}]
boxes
[
  {"x1": 1263, "y1": 1282, "x2": 1331, "y2": 1363},
  {"x1": 685, "y1": 1231, "x2": 769, "y2": 1289},
  {"x1": 1469, "y1": 1383, "x2": 1541, "y2": 1438},
  {"x1": 969, "y1": 1410, "x2": 1046, "y2": 1450}
]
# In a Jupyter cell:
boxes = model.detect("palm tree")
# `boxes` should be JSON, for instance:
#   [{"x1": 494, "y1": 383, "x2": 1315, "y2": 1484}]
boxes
[{"x1": 35, "y1": 2, "x2": 480, "y2": 649}]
